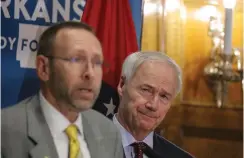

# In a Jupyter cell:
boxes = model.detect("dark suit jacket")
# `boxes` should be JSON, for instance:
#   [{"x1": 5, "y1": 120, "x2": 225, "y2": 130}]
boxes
[{"x1": 153, "y1": 133, "x2": 194, "y2": 158}]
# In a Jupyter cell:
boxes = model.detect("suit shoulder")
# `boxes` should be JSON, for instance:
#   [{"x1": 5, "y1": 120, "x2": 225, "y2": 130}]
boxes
[
  {"x1": 1, "y1": 96, "x2": 37, "y2": 158},
  {"x1": 82, "y1": 109, "x2": 118, "y2": 131},
  {"x1": 2, "y1": 98, "x2": 28, "y2": 117},
  {"x1": 1, "y1": 96, "x2": 35, "y2": 125},
  {"x1": 82, "y1": 109, "x2": 114, "y2": 125},
  {"x1": 155, "y1": 133, "x2": 194, "y2": 158}
]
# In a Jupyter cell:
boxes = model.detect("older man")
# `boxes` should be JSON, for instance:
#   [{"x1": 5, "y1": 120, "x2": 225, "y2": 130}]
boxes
[
  {"x1": 2, "y1": 21, "x2": 123, "y2": 158},
  {"x1": 114, "y1": 52, "x2": 193, "y2": 158}
]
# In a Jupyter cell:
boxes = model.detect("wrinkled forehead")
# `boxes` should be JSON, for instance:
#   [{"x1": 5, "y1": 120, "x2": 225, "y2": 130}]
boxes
[
  {"x1": 133, "y1": 60, "x2": 169, "y2": 77},
  {"x1": 134, "y1": 60, "x2": 171, "y2": 75},
  {"x1": 132, "y1": 60, "x2": 178, "y2": 92}
]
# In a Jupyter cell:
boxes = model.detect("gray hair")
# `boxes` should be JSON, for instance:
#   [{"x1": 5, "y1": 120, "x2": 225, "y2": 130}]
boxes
[{"x1": 121, "y1": 51, "x2": 182, "y2": 95}]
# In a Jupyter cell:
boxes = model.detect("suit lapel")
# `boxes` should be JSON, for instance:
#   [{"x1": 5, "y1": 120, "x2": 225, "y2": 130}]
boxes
[
  {"x1": 82, "y1": 111, "x2": 102, "y2": 158},
  {"x1": 27, "y1": 95, "x2": 59, "y2": 158},
  {"x1": 153, "y1": 133, "x2": 166, "y2": 158}
]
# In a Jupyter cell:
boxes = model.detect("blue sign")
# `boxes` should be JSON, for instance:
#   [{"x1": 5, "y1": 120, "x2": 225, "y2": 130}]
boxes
[{"x1": 1, "y1": 0, "x2": 86, "y2": 108}]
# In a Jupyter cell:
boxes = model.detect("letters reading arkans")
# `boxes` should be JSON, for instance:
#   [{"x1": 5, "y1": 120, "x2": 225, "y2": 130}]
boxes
[{"x1": 1, "y1": 0, "x2": 85, "y2": 22}]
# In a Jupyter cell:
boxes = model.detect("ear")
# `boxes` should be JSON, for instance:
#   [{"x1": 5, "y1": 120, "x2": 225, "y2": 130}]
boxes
[
  {"x1": 36, "y1": 55, "x2": 51, "y2": 82},
  {"x1": 117, "y1": 76, "x2": 126, "y2": 97}
]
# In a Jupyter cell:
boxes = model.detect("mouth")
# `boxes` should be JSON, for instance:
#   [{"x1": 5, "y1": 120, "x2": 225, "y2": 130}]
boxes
[
  {"x1": 139, "y1": 111, "x2": 158, "y2": 119},
  {"x1": 79, "y1": 88, "x2": 93, "y2": 92},
  {"x1": 77, "y1": 88, "x2": 94, "y2": 99}
]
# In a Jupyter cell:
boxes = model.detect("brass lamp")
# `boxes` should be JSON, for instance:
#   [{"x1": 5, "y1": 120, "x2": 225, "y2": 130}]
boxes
[{"x1": 203, "y1": 11, "x2": 242, "y2": 107}]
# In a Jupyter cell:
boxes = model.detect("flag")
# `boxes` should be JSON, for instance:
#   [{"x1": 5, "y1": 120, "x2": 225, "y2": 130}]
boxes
[
  {"x1": 128, "y1": 0, "x2": 144, "y2": 49},
  {"x1": 81, "y1": 0, "x2": 139, "y2": 118}
]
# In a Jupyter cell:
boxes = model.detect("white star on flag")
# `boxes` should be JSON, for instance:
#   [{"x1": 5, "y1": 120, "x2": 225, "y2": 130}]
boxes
[{"x1": 103, "y1": 98, "x2": 116, "y2": 116}]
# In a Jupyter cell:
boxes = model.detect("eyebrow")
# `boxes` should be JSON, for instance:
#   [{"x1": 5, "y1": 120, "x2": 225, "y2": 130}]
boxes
[
  {"x1": 160, "y1": 90, "x2": 172, "y2": 98},
  {"x1": 141, "y1": 84, "x2": 154, "y2": 89},
  {"x1": 75, "y1": 49, "x2": 103, "y2": 58},
  {"x1": 142, "y1": 84, "x2": 173, "y2": 97},
  {"x1": 76, "y1": 48, "x2": 101, "y2": 54},
  {"x1": 92, "y1": 54, "x2": 103, "y2": 61}
]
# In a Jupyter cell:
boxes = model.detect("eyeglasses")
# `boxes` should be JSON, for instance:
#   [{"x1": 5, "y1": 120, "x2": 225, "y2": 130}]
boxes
[{"x1": 44, "y1": 55, "x2": 110, "y2": 69}]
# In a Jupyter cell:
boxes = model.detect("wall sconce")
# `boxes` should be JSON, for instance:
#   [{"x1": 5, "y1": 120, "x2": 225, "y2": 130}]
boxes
[{"x1": 203, "y1": 1, "x2": 242, "y2": 108}]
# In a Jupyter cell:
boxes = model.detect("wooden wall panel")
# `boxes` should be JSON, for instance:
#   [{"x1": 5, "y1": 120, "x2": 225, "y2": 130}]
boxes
[
  {"x1": 183, "y1": 137, "x2": 243, "y2": 158},
  {"x1": 157, "y1": 105, "x2": 243, "y2": 158},
  {"x1": 141, "y1": 1, "x2": 243, "y2": 158}
]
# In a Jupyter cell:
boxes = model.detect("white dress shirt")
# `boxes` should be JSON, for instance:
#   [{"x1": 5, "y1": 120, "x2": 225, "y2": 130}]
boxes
[
  {"x1": 113, "y1": 114, "x2": 154, "y2": 158},
  {"x1": 40, "y1": 92, "x2": 91, "y2": 158}
]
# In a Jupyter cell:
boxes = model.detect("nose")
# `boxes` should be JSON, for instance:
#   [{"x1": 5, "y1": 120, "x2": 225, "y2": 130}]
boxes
[
  {"x1": 145, "y1": 95, "x2": 159, "y2": 112},
  {"x1": 82, "y1": 62, "x2": 95, "y2": 80}
]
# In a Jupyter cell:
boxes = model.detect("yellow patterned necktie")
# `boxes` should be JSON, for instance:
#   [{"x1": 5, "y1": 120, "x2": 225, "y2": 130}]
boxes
[{"x1": 65, "y1": 124, "x2": 81, "y2": 158}]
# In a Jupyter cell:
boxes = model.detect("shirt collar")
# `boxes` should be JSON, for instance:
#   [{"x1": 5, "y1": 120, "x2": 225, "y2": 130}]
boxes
[
  {"x1": 113, "y1": 114, "x2": 153, "y2": 148},
  {"x1": 39, "y1": 91, "x2": 83, "y2": 138}
]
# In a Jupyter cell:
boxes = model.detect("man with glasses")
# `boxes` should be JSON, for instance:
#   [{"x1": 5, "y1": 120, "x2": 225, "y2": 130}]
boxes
[
  {"x1": 114, "y1": 52, "x2": 194, "y2": 158},
  {"x1": 2, "y1": 21, "x2": 123, "y2": 158}
]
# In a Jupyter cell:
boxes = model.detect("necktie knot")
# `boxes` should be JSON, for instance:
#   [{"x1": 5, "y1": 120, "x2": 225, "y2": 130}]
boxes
[
  {"x1": 130, "y1": 142, "x2": 146, "y2": 158},
  {"x1": 131, "y1": 142, "x2": 161, "y2": 158},
  {"x1": 65, "y1": 124, "x2": 79, "y2": 140},
  {"x1": 131, "y1": 142, "x2": 146, "y2": 150}
]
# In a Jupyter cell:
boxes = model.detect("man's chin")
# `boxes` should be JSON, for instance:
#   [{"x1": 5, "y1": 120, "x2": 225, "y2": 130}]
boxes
[
  {"x1": 139, "y1": 121, "x2": 156, "y2": 131},
  {"x1": 71, "y1": 99, "x2": 94, "y2": 111}
]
